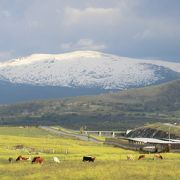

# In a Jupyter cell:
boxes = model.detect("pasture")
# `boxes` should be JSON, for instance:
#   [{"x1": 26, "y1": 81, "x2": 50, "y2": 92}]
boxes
[{"x1": 0, "y1": 127, "x2": 180, "y2": 180}]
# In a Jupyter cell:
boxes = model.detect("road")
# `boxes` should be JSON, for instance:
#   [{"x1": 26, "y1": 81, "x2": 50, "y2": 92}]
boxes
[{"x1": 39, "y1": 126, "x2": 102, "y2": 143}]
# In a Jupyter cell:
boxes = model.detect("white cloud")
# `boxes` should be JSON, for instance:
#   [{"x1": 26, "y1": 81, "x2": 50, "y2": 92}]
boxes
[
  {"x1": 0, "y1": 51, "x2": 14, "y2": 61},
  {"x1": 60, "y1": 39, "x2": 106, "y2": 51},
  {"x1": 0, "y1": 1, "x2": 180, "y2": 61},
  {"x1": 64, "y1": 7, "x2": 120, "y2": 26}
]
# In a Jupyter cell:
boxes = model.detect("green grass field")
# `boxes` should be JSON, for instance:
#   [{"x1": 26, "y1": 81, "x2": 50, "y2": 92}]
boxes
[{"x1": 0, "y1": 127, "x2": 180, "y2": 180}]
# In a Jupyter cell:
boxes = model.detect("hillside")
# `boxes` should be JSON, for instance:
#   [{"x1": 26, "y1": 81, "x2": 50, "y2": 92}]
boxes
[
  {"x1": 0, "y1": 80, "x2": 180, "y2": 130},
  {"x1": 126, "y1": 123, "x2": 180, "y2": 139},
  {"x1": 0, "y1": 51, "x2": 180, "y2": 103}
]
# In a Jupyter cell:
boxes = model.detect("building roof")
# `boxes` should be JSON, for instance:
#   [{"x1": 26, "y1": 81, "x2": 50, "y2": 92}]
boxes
[{"x1": 127, "y1": 137, "x2": 180, "y2": 144}]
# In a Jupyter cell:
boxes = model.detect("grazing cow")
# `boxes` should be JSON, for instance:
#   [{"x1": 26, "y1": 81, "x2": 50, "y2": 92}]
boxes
[
  {"x1": 154, "y1": 154, "x2": 163, "y2": 160},
  {"x1": 32, "y1": 156, "x2": 44, "y2": 164},
  {"x1": 53, "y1": 157, "x2": 60, "y2": 163},
  {"x1": 8, "y1": 157, "x2": 13, "y2": 163},
  {"x1": 127, "y1": 155, "x2": 134, "y2": 160},
  {"x1": 138, "y1": 155, "x2": 145, "y2": 160},
  {"x1": 16, "y1": 155, "x2": 29, "y2": 161},
  {"x1": 83, "y1": 156, "x2": 96, "y2": 162}
]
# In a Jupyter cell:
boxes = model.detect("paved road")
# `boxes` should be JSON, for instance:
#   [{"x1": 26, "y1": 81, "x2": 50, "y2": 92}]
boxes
[{"x1": 39, "y1": 126, "x2": 102, "y2": 143}]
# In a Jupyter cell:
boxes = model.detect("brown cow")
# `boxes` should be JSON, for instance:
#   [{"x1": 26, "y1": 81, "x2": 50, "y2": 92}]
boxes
[
  {"x1": 154, "y1": 154, "x2": 163, "y2": 160},
  {"x1": 32, "y1": 156, "x2": 44, "y2": 164},
  {"x1": 16, "y1": 155, "x2": 29, "y2": 161},
  {"x1": 138, "y1": 154, "x2": 145, "y2": 160}
]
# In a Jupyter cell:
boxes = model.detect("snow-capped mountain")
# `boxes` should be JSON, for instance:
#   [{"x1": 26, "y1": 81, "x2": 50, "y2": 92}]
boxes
[{"x1": 0, "y1": 51, "x2": 179, "y2": 90}]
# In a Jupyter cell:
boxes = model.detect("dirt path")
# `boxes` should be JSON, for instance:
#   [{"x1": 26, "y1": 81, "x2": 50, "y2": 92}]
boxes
[{"x1": 39, "y1": 126, "x2": 102, "y2": 143}]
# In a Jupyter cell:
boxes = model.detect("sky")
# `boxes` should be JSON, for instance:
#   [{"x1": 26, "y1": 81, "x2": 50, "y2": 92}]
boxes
[{"x1": 0, "y1": 0, "x2": 180, "y2": 62}]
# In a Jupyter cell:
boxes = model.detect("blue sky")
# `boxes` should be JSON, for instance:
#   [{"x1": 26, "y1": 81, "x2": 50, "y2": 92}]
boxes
[{"x1": 0, "y1": 0, "x2": 180, "y2": 62}]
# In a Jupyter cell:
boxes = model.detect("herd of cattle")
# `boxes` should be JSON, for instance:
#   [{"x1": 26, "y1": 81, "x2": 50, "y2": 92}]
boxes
[
  {"x1": 8, "y1": 155, "x2": 45, "y2": 164},
  {"x1": 8, "y1": 155, "x2": 96, "y2": 164},
  {"x1": 127, "y1": 154, "x2": 163, "y2": 160},
  {"x1": 8, "y1": 154, "x2": 163, "y2": 164}
]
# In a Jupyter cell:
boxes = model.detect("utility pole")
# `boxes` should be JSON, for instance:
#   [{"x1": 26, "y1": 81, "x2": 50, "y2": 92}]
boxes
[
  {"x1": 168, "y1": 122, "x2": 177, "y2": 142},
  {"x1": 168, "y1": 125, "x2": 171, "y2": 142}
]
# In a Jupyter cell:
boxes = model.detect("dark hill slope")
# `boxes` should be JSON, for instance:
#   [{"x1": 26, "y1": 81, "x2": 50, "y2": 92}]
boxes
[
  {"x1": 97, "y1": 79, "x2": 180, "y2": 112},
  {"x1": 126, "y1": 123, "x2": 180, "y2": 139},
  {"x1": 0, "y1": 80, "x2": 180, "y2": 130}
]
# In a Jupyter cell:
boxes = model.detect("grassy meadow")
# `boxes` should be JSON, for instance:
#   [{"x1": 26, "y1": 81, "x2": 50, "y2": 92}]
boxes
[{"x1": 0, "y1": 127, "x2": 180, "y2": 180}]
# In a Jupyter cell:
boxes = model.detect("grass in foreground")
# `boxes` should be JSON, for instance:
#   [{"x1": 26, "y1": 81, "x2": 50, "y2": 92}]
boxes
[{"x1": 0, "y1": 127, "x2": 179, "y2": 180}]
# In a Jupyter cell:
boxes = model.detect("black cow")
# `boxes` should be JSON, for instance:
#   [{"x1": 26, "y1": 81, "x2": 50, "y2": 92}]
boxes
[{"x1": 83, "y1": 156, "x2": 96, "y2": 162}]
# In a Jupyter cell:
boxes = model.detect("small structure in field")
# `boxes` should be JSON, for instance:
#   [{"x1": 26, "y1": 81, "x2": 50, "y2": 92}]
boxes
[
  {"x1": 105, "y1": 137, "x2": 180, "y2": 153},
  {"x1": 14, "y1": 144, "x2": 24, "y2": 150}
]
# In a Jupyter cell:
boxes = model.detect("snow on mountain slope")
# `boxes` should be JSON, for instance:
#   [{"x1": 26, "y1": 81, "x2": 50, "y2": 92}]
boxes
[{"x1": 0, "y1": 51, "x2": 179, "y2": 90}]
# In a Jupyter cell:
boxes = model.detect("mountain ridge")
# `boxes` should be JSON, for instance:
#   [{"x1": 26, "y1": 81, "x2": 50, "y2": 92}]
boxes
[
  {"x1": 0, "y1": 51, "x2": 179, "y2": 89},
  {"x1": 0, "y1": 79, "x2": 179, "y2": 130}
]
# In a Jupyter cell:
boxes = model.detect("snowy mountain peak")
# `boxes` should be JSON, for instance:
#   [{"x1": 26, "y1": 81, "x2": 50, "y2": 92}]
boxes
[
  {"x1": 0, "y1": 51, "x2": 106, "y2": 68},
  {"x1": 0, "y1": 51, "x2": 179, "y2": 89}
]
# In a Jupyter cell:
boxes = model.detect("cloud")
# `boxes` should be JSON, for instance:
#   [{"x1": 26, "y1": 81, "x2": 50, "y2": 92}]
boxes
[
  {"x1": 0, "y1": 50, "x2": 14, "y2": 61},
  {"x1": 0, "y1": 10, "x2": 11, "y2": 18},
  {"x1": 64, "y1": 7, "x2": 120, "y2": 26},
  {"x1": 60, "y1": 39, "x2": 106, "y2": 51},
  {"x1": 27, "y1": 20, "x2": 42, "y2": 30},
  {"x1": 0, "y1": 0, "x2": 180, "y2": 61},
  {"x1": 133, "y1": 17, "x2": 180, "y2": 40}
]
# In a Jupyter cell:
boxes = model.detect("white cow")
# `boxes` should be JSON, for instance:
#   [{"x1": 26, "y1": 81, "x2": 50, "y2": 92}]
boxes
[
  {"x1": 27, "y1": 157, "x2": 32, "y2": 161},
  {"x1": 127, "y1": 155, "x2": 134, "y2": 160},
  {"x1": 53, "y1": 157, "x2": 60, "y2": 163}
]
